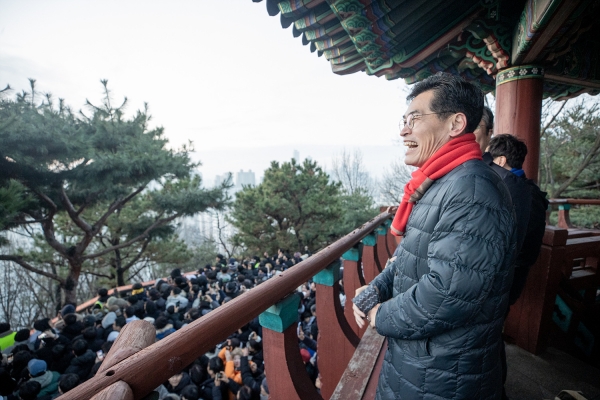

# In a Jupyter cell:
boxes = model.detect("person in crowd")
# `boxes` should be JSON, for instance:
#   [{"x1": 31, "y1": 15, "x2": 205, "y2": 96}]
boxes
[
  {"x1": 353, "y1": 73, "x2": 516, "y2": 399},
  {"x1": 165, "y1": 371, "x2": 192, "y2": 396},
  {"x1": 155, "y1": 316, "x2": 176, "y2": 341},
  {"x1": 56, "y1": 373, "x2": 80, "y2": 396},
  {"x1": 473, "y1": 104, "x2": 494, "y2": 153},
  {"x1": 107, "y1": 316, "x2": 126, "y2": 342},
  {"x1": 0, "y1": 323, "x2": 16, "y2": 353},
  {"x1": 27, "y1": 359, "x2": 60, "y2": 398},
  {"x1": 17, "y1": 380, "x2": 43, "y2": 400},
  {"x1": 64, "y1": 339, "x2": 96, "y2": 381}
]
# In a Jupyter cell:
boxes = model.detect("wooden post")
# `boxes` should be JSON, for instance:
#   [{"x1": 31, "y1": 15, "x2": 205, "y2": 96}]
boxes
[
  {"x1": 89, "y1": 320, "x2": 155, "y2": 400},
  {"x1": 314, "y1": 261, "x2": 361, "y2": 399},
  {"x1": 376, "y1": 224, "x2": 391, "y2": 266},
  {"x1": 361, "y1": 233, "x2": 381, "y2": 284},
  {"x1": 342, "y1": 246, "x2": 366, "y2": 338},
  {"x1": 557, "y1": 204, "x2": 574, "y2": 229},
  {"x1": 504, "y1": 226, "x2": 568, "y2": 354},
  {"x1": 495, "y1": 65, "x2": 544, "y2": 182},
  {"x1": 259, "y1": 295, "x2": 323, "y2": 400}
]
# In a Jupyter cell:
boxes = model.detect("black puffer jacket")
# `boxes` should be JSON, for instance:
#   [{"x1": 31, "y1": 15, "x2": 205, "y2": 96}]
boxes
[{"x1": 371, "y1": 159, "x2": 516, "y2": 400}]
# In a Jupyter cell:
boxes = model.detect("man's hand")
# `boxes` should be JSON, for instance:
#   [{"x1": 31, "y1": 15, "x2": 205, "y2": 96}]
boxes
[
  {"x1": 367, "y1": 303, "x2": 381, "y2": 329},
  {"x1": 353, "y1": 285, "x2": 368, "y2": 328},
  {"x1": 225, "y1": 349, "x2": 232, "y2": 362}
]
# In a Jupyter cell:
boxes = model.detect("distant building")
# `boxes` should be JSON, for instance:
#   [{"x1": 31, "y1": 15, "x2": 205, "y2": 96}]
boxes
[
  {"x1": 214, "y1": 173, "x2": 231, "y2": 188},
  {"x1": 236, "y1": 169, "x2": 255, "y2": 188}
]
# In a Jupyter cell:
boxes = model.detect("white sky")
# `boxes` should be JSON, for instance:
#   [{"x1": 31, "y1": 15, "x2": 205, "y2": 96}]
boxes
[{"x1": 0, "y1": 0, "x2": 408, "y2": 185}]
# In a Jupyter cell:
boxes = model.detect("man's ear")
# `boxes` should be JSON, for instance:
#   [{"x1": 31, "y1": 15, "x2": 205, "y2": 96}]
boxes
[
  {"x1": 493, "y1": 155, "x2": 508, "y2": 169},
  {"x1": 449, "y1": 113, "x2": 468, "y2": 138}
]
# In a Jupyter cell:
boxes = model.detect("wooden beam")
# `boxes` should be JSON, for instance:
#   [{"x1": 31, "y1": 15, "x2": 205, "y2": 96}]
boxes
[
  {"x1": 519, "y1": 0, "x2": 582, "y2": 65},
  {"x1": 545, "y1": 73, "x2": 600, "y2": 90}
]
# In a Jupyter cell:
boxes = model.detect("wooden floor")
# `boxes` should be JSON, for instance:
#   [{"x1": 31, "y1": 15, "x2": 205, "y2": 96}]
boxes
[{"x1": 333, "y1": 331, "x2": 600, "y2": 400}]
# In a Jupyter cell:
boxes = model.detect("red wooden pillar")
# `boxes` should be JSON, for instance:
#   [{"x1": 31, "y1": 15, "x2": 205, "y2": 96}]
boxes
[
  {"x1": 376, "y1": 224, "x2": 391, "y2": 264},
  {"x1": 314, "y1": 260, "x2": 360, "y2": 399},
  {"x1": 362, "y1": 233, "x2": 381, "y2": 284},
  {"x1": 504, "y1": 226, "x2": 567, "y2": 354},
  {"x1": 259, "y1": 295, "x2": 322, "y2": 400},
  {"x1": 342, "y1": 246, "x2": 367, "y2": 338},
  {"x1": 495, "y1": 65, "x2": 544, "y2": 182}
]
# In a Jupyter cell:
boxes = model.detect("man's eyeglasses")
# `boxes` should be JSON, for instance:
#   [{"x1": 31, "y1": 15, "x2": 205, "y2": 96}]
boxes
[{"x1": 401, "y1": 112, "x2": 455, "y2": 130}]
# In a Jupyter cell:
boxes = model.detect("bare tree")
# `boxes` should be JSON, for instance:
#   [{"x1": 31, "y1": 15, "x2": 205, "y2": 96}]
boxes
[
  {"x1": 379, "y1": 160, "x2": 414, "y2": 205},
  {"x1": 331, "y1": 149, "x2": 375, "y2": 196}
]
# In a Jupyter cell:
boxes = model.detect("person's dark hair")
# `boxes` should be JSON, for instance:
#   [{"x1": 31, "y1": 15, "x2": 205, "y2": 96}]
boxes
[
  {"x1": 188, "y1": 308, "x2": 201, "y2": 321},
  {"x1": 82, "y1": 327, "x2": 97, "y2": 340},
  {"x1": 14, "y1": 329, "x2": 30, "y2": 342},
  {"x1": 101, "y1": 341, "x2": 113, "y2": 354},
  {"x1": 18, "y1": 380, "x2": 41, "y2": 400},
  {"x1": 125, "y1": 306, "x2": 135, "y2": 318},
  {"x1": 248, "y1": 339, "x2": 261, "y2": 352},
  {"x1": 58, "y1": 373, "x2": 80, "y2": 393},
  {"x1": 72, "y1": 339, "x2": 88, "y2": 356},
  {"x1": 97, "y1": 288, "x2": 108, "y2": 297},
  {"x1": 488, "y1": 134, "x2": 528, "y2": 169},
  {"x1": 237, "y1": 386, "x2": 252, "y2": 400},
  {"x1": 52, "y1": 344, "x2": 67, "y2": 358},
  {"x1": 127, "y1": 295, "x2": 138, "y2": 305},
  {"x1": 63, "y1": 314, "x2": 77, "y2": 326},
  {"x1": 155, "y1": 316, "x2": 169, "y2": 330},
  {"x1": 0, "y1": 322, "x2": 9, "y2": 334},
  {"x1": 180, "y1": 384, "x2": 200, "y2": 400},
  {"x1": 208, "y1": 356, "x2": 224, "y2": 373},
  {"x1": 481, "y1": 106, "x2": 494, "y2": 133},
  {"x1": 33, "y1": 318, "x2": 51, "y2": 332},
  {"x1": 407, "y1": 72, "x2": 484, "y2": 133},
  {"x1": 172, "y1": 287, "x2": 182, "y2": 295},
  {"x1": 114, "y1": 316, "x2": 126, "y2": 329},
  {"x1": 132, "y1": 282, "x2": 143, "y2": 290},
  {"x1": 170, "y1": 268, "x2": 182, "y2": 279},
  {"x1": 145, "y1": 301, "x2": 157, "y2": 316},
  {"x1": 206, "y1": 271, "x2": 217, "y2": 281}
]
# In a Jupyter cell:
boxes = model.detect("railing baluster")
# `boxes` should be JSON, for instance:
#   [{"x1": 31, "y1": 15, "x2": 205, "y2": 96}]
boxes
[
  {"x1": 361, "y1": 233, "x2": 381, "y2": 284},
  {"x1": 314, "y1": 260, "x2": 360, "y2": 399},
  {"x1": 259, "y1": 295, "x2": 323, "y2": 400},
  {"x1": 342, "y1": 246, "x2": 366, "y2": 338}
]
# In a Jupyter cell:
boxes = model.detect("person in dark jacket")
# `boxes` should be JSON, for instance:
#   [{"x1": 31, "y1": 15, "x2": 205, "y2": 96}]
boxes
[
  {"x1": 64, "y1": 339, "x2": 96, "y2": 381},
  {"x1": 353, "y1": 73, "x2": 516, "y2": 400},
  {"x1": 487, "y1": 134, "x2": 548, "y2": 304}
]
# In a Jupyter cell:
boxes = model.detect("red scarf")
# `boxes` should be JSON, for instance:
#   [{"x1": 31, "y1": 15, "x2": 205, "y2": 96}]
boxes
[{"x1": 390, "y1": 133, "x2": 482, "y2": 236}]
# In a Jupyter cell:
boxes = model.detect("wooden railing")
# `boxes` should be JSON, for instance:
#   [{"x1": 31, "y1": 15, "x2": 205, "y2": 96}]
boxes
[
  {"x1": 58, "y1": 210, "x2": 398, "y2": 400},
  {"x1": 547, "y1": 198, "x2": 600, "y2": 229}
]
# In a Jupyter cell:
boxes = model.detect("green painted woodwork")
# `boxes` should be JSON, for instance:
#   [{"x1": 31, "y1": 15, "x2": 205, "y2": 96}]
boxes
[
  {"x1": 251, "y1": 0, "x2": 600, "y2": 100},
  {"x1": 558, "y1": 204, "x2": 571, "y2": 211},
  {"x1": 342, "y1": 246, "x2": 360, "y2": 262},
  {"x1": 552, "y1": 295, "x2": 572, "y2": 333},
  {"x1": 362, "y1": 233, "x2": 377, "y2": 247},
  {"x1": 259, "y1": 294, "x2": 301, "y2": 333},
  {"x1": 313, "y1": 260, "x2": 341, "y2": 286},
  {"x1": 375, "y1": 225, "x2": 387, "y2": 236},
  {"x1": 496, "y1": 65, "x2": 544, "y2": 86}
]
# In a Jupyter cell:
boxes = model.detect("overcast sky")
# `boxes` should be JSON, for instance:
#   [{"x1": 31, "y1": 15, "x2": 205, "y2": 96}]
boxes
[{"x1": 0, "y1": 0, "x2": 408, "y2": 185}]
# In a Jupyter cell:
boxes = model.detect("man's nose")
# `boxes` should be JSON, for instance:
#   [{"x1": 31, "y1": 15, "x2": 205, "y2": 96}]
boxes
[{"x1": 399, "y1": 124, "x2": 410, "y2": 136}]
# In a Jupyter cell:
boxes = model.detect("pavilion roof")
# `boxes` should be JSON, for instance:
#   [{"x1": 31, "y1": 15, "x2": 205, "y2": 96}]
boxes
[{"x1": 252, "y1": 0, "x2": 600, "y2": 100}]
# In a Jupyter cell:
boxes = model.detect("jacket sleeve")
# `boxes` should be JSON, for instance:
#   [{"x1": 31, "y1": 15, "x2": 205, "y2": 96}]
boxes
[
  {"x1": 369, "y1": 262, "x2": 396, "y2": 302},
  {"x1": 375, "y1": 179, "x2": 514, "y2": 340},
  {"x1": 240, "y1": 356, "x2": 261, "y2": 393}
]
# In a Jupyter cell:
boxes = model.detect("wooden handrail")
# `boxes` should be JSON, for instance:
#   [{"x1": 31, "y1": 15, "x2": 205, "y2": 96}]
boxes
[
  {"x1": 59, "y1": 210, "x2": 393, "y2": 399},
  {"x1": 548, "y1": 199, "x2": 600, "y2": 206}
]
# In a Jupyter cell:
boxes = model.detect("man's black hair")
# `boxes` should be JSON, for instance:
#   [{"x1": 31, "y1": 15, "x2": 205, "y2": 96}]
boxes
[
  {"x1": 58, "y1": 373, "x2": 80, "y2": 393},
  {"x1": 488, "y1": 134, "x2": 528, "y2": 169},
  {"x1": 172, "y1": 287, "x2": 182, "y2": 295},
  {"x1": 155, "y1": 316, "x2": 169, "y2": 330},
  {"x1": 180, "y1": 384, "x2": 200, "y2": 400},
  {"x1": 113, "y1": 316, "x2": 126, "y2": 330},
  {"x1": 238, "y1": 386, "x2": 252, "y2": 400},
  {"x1": 481, "y1": 106, "x2": 494, "y2": 133},
  {"x1": 125, "y1": 306, "x2": 135, "y2": 318},
  {"x1": 132, "y1": 282, "x2": 143, "y2": 290},
  {"x1": 0, "y1": 322, "x2": 10, "y2": 334},
  {"x1": 127, "y1": 295, "x2": 138, "y2": 305},
  {"x1": 14, "y1": 329, "x2": 30, "y2": 342},
  {"x1": 63, "y1": 314, "x2": 77, "y2": 326},
  {"x1": 97, "y1": 288, "x2": 108, "y2": 297},
  {"x1": 208, "y1": 356, "x2": 224, "y2": 373},
  {"x1": 82, "y1": 327, "x2": 97, "y2": 340},
  {"x1": 407, "y1": 72, "x2": 484, "y2": 133},
  {"x1": 18, "y1": 380, "x2": 41, "y2": 400},
  {"x1": 33, "y1": 318, "x2": 51, "y2": 332},
  {"x1": 72, "y1": 339, "x2": 88, "y2": 356}
]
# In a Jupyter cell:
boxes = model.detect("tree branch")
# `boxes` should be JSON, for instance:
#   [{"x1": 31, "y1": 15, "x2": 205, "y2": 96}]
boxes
[
  {"x1": 82, "y1": 213, "x2": 177, "y2": 259},
  {"x1": 541, "y1": 100, "x2": 568, "y2": 138},
  {"x1": 91, "y1": 184, "x2": 147, "y2": 234},
  {"x1": 553, "y1": 132, "x2": 600, "y2": 197},
  {"x1": 40, "y1": 210, "x2": 70, "y2": 256},
  {"x1": 121, "y1": 238, "x2": 150, "y2": 272},
  {"x1": 60, "y1": 186, "x2": 93, "y2": 233},
  {"x1": 0, "y1": 255, "x2": 65, "y2": 284},
  {"x1": 81, "y1": 270, "x2": 113, "y2": 279}
]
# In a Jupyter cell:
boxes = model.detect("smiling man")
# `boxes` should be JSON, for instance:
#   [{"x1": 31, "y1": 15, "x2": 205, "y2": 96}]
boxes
[{"x1": 353, "y1": 73, "x2": 517, "y2": 400}]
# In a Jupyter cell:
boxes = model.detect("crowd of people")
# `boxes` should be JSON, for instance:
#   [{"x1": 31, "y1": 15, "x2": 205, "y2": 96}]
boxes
[{"x1": 0, "y1": 249, "x2": 331, "y2": 400}]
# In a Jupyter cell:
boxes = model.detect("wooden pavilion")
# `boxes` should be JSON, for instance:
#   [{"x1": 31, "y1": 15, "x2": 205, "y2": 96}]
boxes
[
  {"x1": 57, "y1": 1, "x2": 600, "y2": 399},
  {"x1": 252, "y1": 0, "x2": 600, "y2": 180}
]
